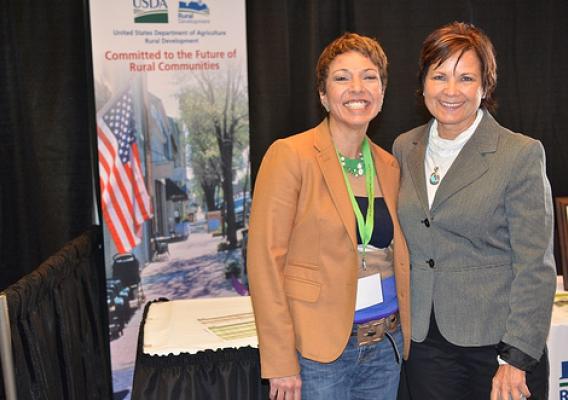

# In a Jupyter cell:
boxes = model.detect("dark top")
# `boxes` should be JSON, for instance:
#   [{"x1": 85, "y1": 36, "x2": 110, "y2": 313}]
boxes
[{"x1": 354, "y1": 197, "x2": 393, "y2": 248}]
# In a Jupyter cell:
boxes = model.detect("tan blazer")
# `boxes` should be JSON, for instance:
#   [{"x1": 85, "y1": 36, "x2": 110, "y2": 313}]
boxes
[{"x1": 248, "y1": 119, "x2": 410, "y2": 379}]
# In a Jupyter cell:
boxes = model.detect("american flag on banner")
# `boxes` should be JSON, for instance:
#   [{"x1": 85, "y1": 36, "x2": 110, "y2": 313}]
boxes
[{"x1": 97, "y1": 86, "x2": 152, "y2": 253}]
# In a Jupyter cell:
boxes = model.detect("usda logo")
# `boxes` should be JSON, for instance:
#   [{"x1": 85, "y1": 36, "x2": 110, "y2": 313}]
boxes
[{"x1": 133, "y1": 0, "x2": 169, "y2": 23}]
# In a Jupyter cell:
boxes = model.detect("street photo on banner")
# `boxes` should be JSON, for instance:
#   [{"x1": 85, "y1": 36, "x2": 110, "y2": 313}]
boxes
[{"x1": 88, "y1": 1, "x2": 250, "y2": 398}]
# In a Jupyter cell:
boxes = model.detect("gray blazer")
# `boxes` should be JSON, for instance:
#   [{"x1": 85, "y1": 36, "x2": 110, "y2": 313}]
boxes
[{"x1": 393, "y1": 110, "x2": 556, "y2": 360}]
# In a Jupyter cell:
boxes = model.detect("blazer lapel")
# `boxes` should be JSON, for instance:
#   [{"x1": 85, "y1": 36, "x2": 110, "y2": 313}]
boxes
[
  {"x1": 314, "y1": 120, "x2": 358, "y2": 250},
  {"x1": 431, "y1": 110, "x2": 499, "y2": 212},
  {"x1": 407, "y1": 124, "x2": 431, "y2": 217}
]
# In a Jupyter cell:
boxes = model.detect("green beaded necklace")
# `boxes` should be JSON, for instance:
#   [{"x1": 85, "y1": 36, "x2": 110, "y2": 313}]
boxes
[{"x1": 338, "y1": 152, "x2": 365, "y2": 177}]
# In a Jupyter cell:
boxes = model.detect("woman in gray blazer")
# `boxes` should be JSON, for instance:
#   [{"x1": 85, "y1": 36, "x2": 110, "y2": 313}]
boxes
[{"x1": 393, "y1": 22, "x2": 556, "y2": 400}]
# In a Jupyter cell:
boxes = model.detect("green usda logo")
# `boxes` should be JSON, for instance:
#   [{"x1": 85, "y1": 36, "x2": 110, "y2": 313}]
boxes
[{"x1": 133, "y1": 0, "x2": 168, "y2": 23}]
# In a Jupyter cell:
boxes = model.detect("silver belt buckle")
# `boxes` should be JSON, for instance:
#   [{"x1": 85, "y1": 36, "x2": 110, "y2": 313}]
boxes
[{"x1": 356, "y1": 319, "x2": 385, "y2": 346}]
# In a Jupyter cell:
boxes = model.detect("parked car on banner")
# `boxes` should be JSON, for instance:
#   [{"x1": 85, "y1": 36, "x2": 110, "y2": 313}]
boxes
[
  {"x1": 173, "y1": 219, "x2": 191, "y2": 241},
  {"x1": 234, "y1": 193, "x2": 251, "y2": 228},
  {"x1": 213, "y1": 193, "x2": 251, "y2": 229}
]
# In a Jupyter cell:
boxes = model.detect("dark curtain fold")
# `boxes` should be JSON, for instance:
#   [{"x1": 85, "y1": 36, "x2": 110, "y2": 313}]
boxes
[
  {"x1": 2, "y1": 227, "x2": 112, "y2": 400},
  {"x1": 132, "y1": 300, "x2": 269, "y2": 400},
  {"x1": 0, "y1": 0, "x2": 96, "y2": 290}
]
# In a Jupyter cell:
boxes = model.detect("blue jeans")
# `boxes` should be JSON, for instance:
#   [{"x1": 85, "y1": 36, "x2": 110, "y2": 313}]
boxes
[{"x1": 298, "y1": 327, "x2": 403, "y2": 400}]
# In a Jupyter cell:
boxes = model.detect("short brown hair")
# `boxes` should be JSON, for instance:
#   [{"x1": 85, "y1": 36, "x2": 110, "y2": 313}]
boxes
[
  {"x1": 418, "y1": 22, "x2": 498, "y2": 111},
  {"x1": 316, "y1": 32, "x2": 388, "y2": 94}
]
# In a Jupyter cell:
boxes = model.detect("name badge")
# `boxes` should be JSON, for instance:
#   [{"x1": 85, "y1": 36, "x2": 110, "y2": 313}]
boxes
[{"x1": 355, "y1": 273, "x2": 383, "y2": 311}]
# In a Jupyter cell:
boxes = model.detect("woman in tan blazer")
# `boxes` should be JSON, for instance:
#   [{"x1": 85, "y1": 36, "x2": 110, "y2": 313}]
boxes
[{"x1": 248, "y1": 33, "x2": 410, "y2": 400}]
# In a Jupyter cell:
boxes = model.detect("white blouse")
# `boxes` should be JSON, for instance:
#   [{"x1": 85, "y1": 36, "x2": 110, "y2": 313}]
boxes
[{"x1": 424, "y1": 109, "x2": 483, "y2": 208}]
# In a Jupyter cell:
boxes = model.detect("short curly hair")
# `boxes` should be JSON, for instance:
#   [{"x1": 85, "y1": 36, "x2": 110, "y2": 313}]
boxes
[
  {"x1": 418, "y1": 21, "x2": 498, "y2": 112},
  {"x1": 316, "y1": 32, "x2": 388, "y2": 95}
]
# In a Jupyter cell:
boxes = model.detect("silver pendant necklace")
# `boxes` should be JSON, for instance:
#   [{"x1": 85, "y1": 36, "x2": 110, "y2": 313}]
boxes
[{"x1": 429, "y1": 166, "x2": 440, "y2": 185}]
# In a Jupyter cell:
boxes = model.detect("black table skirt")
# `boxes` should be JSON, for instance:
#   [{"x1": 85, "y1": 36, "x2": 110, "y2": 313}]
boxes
[{"x1": 131, "y1": 299, "x2": 269, "y2": 400}]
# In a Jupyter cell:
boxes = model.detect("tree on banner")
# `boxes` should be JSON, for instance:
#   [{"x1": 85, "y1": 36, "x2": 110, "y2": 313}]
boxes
[
  {"x1": 97, "y1": 84, "x2": 152, "y2": 253},
  {"x1": 179, "y1": 66, "x2": 249, "y2": 249}
]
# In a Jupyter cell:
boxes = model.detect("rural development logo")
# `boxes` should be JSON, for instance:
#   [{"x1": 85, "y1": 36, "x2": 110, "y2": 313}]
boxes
[
  {"x1": 133, "y1": 0, "x2": 169, "y2": 23},
  {"x1": 178, "y1": 0, "x2": 210, "y2": 21},
  {"x1": 560, "y1": 361, "x2": 568, "y2": 399}
]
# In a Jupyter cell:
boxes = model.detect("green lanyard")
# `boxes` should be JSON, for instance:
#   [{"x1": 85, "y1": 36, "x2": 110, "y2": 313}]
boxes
[{"x1": 337, "y1": 138, "x2": 375, "y2": 269}]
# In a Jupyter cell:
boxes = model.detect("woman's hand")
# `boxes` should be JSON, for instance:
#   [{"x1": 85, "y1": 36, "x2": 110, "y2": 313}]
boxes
[
  {"x1": 269, "y1": 374, "x2": 302, "y2": 400},
  {"x1": 490, "y1": 364, "x2": 531, "y2": 400}
]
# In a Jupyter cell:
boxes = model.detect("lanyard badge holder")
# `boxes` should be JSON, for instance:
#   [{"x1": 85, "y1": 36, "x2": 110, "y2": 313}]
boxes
[{"x1": 337, "y1": 138, "x2": 375, "y2": 270}]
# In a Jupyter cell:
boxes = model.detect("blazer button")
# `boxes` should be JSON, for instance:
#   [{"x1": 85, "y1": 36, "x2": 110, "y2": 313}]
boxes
[
  {"x1": 427, "y1": 259, "x2": 435, "y2": 268},
  {"x1": 422, "y1": 218, "x2": 430, "y2": 227}
]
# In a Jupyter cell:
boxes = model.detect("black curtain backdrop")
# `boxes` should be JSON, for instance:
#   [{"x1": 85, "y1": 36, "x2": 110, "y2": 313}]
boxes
[
  {"x1": 1, "y1": 228, "x2": 112, "y2": 399},
  {"x1": 0, "y1": 0, "x2": 97, "y2": 290},
  {"x1": 0, "y1": 0, "x2": 567, "y2": 323}
]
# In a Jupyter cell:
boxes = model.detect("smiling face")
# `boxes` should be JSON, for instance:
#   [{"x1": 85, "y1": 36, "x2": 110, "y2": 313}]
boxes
[
  {"x1": 423, "y1": 49, "x2": 484, "y2": 139},
  {"x1": 319, "y1": 51, "x2": 384, "y2": 133}
]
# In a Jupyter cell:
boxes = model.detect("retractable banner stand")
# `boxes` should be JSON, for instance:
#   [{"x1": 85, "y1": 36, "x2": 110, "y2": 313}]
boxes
[{"x1": 88, "y1": 1, "x2": 250, "y2": 397}]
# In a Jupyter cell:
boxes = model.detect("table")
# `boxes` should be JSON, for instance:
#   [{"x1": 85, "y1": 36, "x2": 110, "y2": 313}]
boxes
[
  {"x1": 131, "y1": 296, "x2": 268, "y2": 400},
  {"x1": 548, "y1": 276, "x2": 568, "y2": 399}
]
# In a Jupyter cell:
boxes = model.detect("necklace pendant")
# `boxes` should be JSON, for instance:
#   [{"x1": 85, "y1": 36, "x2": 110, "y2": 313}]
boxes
[
  {"x1": 429, "y1": 166, "x2": 440, "y2": 185},
  {"x1": 339, "y1": 152, "x2": 365, "y2": 177},
  {"x1": 362, "y1": 257, "x2": 367, "y2": 270}
]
